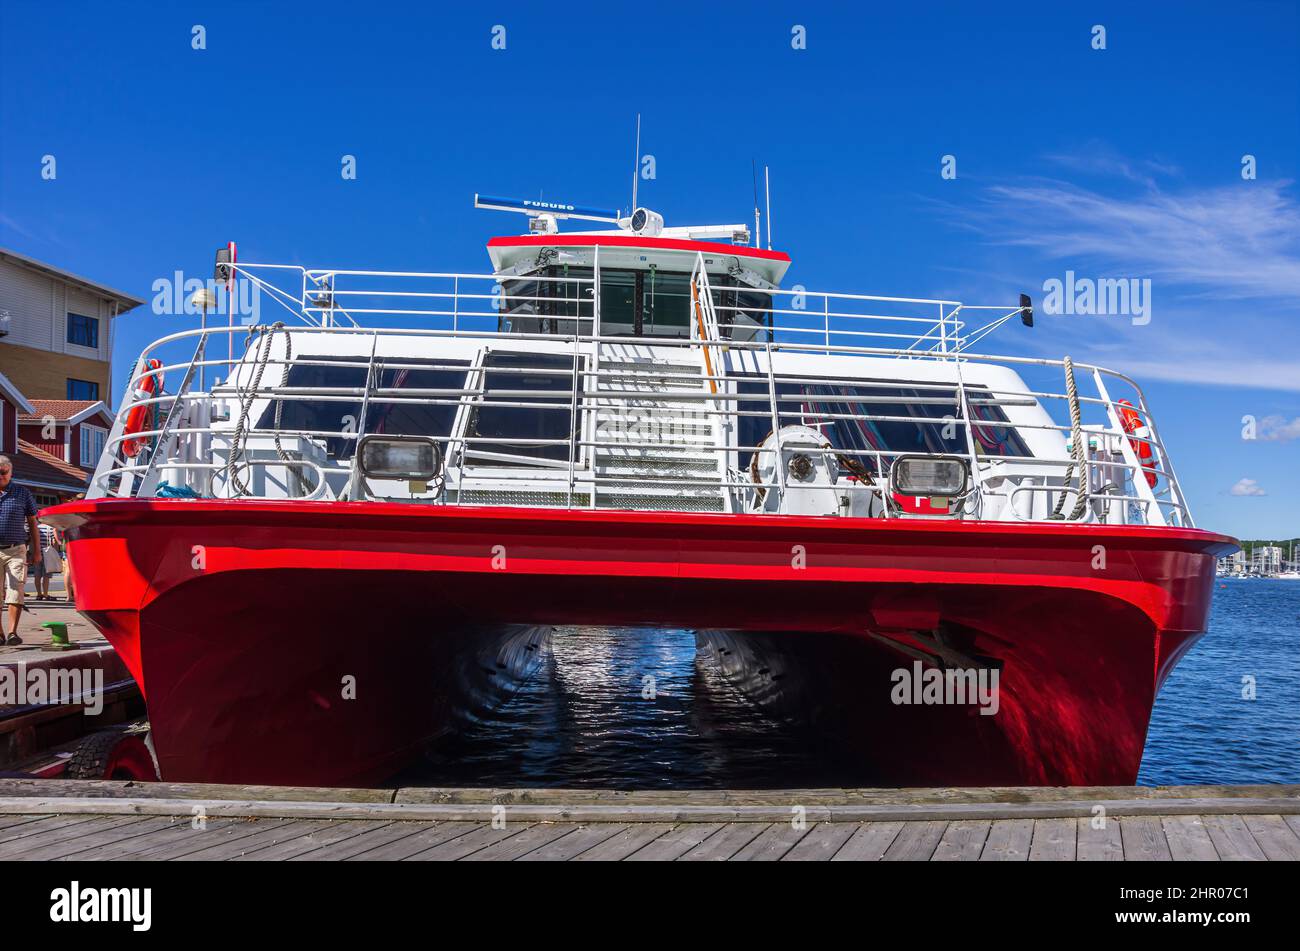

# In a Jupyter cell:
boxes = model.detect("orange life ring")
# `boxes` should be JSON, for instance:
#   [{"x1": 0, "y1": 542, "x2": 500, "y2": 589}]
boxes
[
  {"x1": 122, "y1": 359, "x2": 164, "y2": 458},
  {"x1": 1117, "y1": 399, "x2": 1157, "y2": 488}
]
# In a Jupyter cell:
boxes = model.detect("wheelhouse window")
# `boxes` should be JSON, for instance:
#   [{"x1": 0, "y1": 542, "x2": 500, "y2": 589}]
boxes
[
  {"x1": 67, "y1": 313, "x2": 99, "y2": 349},
  {"x1": 642, "y1": 269, "x2": 692, "y2": 336},
  {"x1": 464, "y1": 351, "x2": 577, "y2": 466},
  {"x1": 498, "y1": 266, "x2": 594, "y2": 337},
  {"x1": 735, "y1": 376, "x2": 1030, "y2": 477},
  {"x1": 67, "y1": 378, "x2": 99, "y2": 401},
  {"x1": 258, "y1": 355, "x2": 470, "y2": 461},
  {"x1": 499, "y1": 266, "x2": 771, "y2": 341}
]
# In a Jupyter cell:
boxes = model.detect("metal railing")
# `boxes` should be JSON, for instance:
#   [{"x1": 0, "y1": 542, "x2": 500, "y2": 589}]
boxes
[{"x1": 86, "y1": 254, "x2": 1193, "y2": 529}]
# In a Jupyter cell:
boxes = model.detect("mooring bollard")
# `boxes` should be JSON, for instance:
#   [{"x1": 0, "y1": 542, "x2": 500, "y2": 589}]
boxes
[{"x1": 41, "y1": 620, "x2": 75, "y2": 651}]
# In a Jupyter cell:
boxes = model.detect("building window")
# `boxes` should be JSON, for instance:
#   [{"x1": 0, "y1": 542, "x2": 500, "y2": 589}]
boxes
[
  {"x1": 67, "y1": 312, "x2": 100, "y2": 349},
  {"x1": 80, "y1": 425, "x2": 106, "y2": 467},
  {"x1": 67, "y1": 378, "x2": 100, "y2": 401}
]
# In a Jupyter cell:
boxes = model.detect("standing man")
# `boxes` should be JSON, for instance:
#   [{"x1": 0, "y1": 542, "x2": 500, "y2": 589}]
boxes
[{"x1": 0, "y1": 455, "x2": 41, "y2": 646}]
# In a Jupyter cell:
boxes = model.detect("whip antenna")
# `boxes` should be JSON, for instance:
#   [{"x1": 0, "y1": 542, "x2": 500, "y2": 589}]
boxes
[
  {"x1": 765, "y1": 165, "x2": 772, "y2": 250},
  {"x1": 631, "y1": 114, "x2": 641, "y2": 212}
]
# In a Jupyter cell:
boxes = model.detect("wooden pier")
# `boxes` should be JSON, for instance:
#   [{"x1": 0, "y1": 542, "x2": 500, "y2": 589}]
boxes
[
  {"x1": 0, "y1": 780, "x2": 1297, "y2": 861},
  {"x1": 1, "y1": 599, "x2": 143, "y2": 774}
]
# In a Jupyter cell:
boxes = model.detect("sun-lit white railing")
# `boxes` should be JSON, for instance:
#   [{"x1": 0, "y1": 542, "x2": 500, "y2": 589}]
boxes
[{"x1": 90, "y1": 335, "x2": 1191, "y2": 529}]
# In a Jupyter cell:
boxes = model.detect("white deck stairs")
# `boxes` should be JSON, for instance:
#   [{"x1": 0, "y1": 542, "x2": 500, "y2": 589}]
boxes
[{"x1": 588, "y1": 343, "x2": 727, "y2": 512}]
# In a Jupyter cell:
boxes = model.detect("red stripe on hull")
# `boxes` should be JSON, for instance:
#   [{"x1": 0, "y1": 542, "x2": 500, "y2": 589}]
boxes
[{"x1": 44, "y1": 499, "x2": 1234, "y2": 787}]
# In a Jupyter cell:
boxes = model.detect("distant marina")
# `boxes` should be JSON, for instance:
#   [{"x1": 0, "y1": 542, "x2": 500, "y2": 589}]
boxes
[{"x1": 1217, "y1": 540, "x2": 1300, "y2": 579}]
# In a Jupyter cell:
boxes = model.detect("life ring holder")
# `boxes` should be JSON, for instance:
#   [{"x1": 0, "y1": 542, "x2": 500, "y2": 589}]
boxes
[{"x1": 121, "y1": 359, "x2": 165, "y2": 458}]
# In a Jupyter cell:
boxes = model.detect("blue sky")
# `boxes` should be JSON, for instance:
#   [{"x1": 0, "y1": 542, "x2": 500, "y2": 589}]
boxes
[{"x1": 1, "y1": 0, "x2": 1296, "y2": 539}]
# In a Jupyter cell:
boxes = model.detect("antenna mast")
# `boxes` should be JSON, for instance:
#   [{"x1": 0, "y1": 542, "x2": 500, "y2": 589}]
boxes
[
  {"x1": 765, "y1": 165, "x2": 772, "y2": 250},
  {"x1": 631, "y1": 114, "x2": 641, "y2": 212},
  {"x1": 752, "y1": 160, "x2": 761, "y2": 249}
]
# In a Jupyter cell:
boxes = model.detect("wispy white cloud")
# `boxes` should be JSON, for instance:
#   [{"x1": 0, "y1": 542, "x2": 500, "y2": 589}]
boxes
[
  {"x1": 1230, "y1": 478, "x2": 1267, "y2": 497},
  {"x1": 0, "y1": 213, "x2": 37, "y2": 241},
  {"x1": 1041, "y1": 145, "x2": 1182, "y2": 189},
  {"x1": 982, "y1": 177, "x2": 1300, "y2": 301},
  {"x1": 942, "y1": 159, "x2": 1300, "y2": 392},
  {"x1": 1118, "y1": 357, "x2": 1300, "y2": 392},
  {"x1": 1258, "y1": 415, "x2": 1300, "y2": 441}
]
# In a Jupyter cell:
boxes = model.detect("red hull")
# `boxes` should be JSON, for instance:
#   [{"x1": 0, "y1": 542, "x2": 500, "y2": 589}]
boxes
[{"x1": 43, "y1": 499, "x2": 1234, "y2": 787}]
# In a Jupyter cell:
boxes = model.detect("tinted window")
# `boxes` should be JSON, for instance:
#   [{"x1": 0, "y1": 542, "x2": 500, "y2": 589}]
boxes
[
  {"x1": 498, "y1": 266, "x2": 771, "y2": 342},
  {"x1": 499, "y1": 267, "x2": 593, "y2": 336},
  {"x1": 643, "y1": 270, "x2": 692, "y2": 335},
  {"x1": 67, "y1": 378, "x2": 99, "y2": 401},
  {"x1": 258, "y1": 356, "x2": 469, "y2": 461},
  {"x1": 735, "y1": 376, "x2": 1029, "y2": 476},
  {"x1": 67, "y1": 313, "x2": 99, "y2": 348},
  {"x1": 466, "y1": 351, "x2": 577, "y2": 465}
]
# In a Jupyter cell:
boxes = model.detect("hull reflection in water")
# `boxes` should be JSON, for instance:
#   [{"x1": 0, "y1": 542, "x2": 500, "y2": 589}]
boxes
[{"x1": 399, "y1": 626, "x2": 859, "y2": 790}]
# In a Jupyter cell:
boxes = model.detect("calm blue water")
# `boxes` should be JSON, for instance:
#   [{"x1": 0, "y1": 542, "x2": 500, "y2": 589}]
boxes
[
  {"x1": 1138, "y1": 579, "x2": 1300, "y2": 785},
  {"x1": 399, "y1": 580, "x2": 1300, "y2": 788}
]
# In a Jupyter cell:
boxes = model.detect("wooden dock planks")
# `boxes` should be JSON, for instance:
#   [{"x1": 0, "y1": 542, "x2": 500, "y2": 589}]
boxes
[{"x1": 1, "y1": 781, "x2": 1297, "y2": 861}]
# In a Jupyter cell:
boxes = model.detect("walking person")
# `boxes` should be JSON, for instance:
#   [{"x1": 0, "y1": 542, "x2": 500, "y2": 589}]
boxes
[
  {"x1": 34, "y1": 522, "x2": 58, "y2": 600},
  {"x1": 0, "y1": 455, "x2": 42, "y2": 645}
]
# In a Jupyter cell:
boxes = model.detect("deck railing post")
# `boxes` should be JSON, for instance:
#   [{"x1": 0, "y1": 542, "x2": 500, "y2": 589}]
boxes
[
  {"x1": 344, "y1": 332, "x2": 381, "y2": 501},
  {"x1": 950, "y1": 356, "x2": 982, "y2": 515},
  {"x1": 593, "y1": 245, "x2": 601, "y2": 339},
  {"x1": 764, "y1": 340, "x2": 786, "y2": 503},
  {"x1": 567, "y1": 328, "x2": 581, "y2": 508}
]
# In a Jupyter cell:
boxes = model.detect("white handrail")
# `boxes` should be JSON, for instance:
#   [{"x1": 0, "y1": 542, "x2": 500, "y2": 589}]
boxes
[{"x1": 89, "y1": 261, "x2": 1192, "y2": 528}]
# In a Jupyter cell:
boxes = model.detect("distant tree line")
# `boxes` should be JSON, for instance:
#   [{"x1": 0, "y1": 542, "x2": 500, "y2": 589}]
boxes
[{"x1": 1237, "y1": 538, "x2": 1299, "y2": 557}]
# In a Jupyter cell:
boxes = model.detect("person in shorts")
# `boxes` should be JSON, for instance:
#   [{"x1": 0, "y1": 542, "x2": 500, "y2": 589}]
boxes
[
  {"x1": 0, "y1": 455, "x2": 42, "y2": 645},
  {"x1": 33, "y1": 522, "x2": 57, "y2": 600}
]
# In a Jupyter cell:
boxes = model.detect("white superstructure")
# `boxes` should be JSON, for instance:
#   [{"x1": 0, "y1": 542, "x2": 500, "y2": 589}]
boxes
[{"x1": 88, "y1": 201, "x2": 1194, "y2": 529}]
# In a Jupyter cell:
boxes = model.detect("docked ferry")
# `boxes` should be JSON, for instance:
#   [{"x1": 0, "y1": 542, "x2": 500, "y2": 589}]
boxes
[{"x1": 43, "y1": 195, "x2": 1237, "y2": 787}]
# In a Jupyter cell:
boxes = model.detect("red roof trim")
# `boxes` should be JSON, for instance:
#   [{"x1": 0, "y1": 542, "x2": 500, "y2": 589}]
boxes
[{"x1": 487, "y1": 234, "x2": 791, "y2": 263}]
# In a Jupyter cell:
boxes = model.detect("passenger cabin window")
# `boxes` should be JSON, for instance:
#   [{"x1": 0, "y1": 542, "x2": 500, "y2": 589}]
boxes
[
  {"x1": 258, "y1": 356, "x2": 470, "y2": 461},
  {"x1": 464, "y1": 351, "x2": 577, "y2": 466},
  {"x1": 735, "y1": 376, "x2": 1030, "y2": 476},
  {"x1": 499, "y1": 266, "x2": 772, "y2": 341}
]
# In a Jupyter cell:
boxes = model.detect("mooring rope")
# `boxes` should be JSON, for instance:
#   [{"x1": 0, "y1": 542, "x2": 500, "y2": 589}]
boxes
[
  {"x1": 1049, "y1": 355, "x2": 1089, "y2": 521},
  {"x1": 225, "y1": 322, "x2": 292, "y2": 497}
]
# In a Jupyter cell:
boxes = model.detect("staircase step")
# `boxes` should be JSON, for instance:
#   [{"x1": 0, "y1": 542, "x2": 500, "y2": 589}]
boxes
[
  {"x1": 598, "y1": 360, "x2": 699, "y2": 370},
  {"x1": 595, "y1": 460, "x2": 719, "y2": 478},
  {"x1": 591, "y1": 413, "x2": 714, "y2": 427},
  {"x1": 595, "y1": 489, "x2": 725, "y2": 513},
  {"x1": 593, "y1": 436, "x2": 716, "y2": 451}
]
